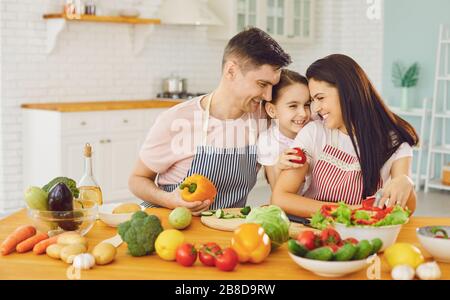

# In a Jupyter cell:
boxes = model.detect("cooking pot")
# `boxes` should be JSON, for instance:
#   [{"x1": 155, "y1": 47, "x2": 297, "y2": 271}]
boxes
[{"x1": 162, "y1": 75, "x2": 188, "y2": 94}]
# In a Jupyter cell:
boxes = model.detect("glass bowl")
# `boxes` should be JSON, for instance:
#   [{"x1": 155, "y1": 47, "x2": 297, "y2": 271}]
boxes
[{"x1": 26, "y1": 200, "x2": 98, "y2": 236}]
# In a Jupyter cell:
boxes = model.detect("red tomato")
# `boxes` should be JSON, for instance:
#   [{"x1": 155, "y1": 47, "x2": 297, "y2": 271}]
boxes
[
  {"x1": 199, "y1": 242, "x2": 221, "y2": 267},
  {"x1": 328, "y1": 244, "x2": 340, "y2": 253},
  {"x1": 215, "y1": 248, "x2": 239, "y2": 272},
  {"x1": 297, "y1": 230, "x2": 320, "y2": 250},
  {"x1": 320, "y1": 228, "x2": 341, "y2": 245},
  {"x1": 176, "y1": 243, "x2": 197, "y2": 267},
  {"x1": 290, "y1": 148, "x2": 307, "y2": 164},
  {"x1": 342, "y1": 237, "x2": 359, "y2": 245}
]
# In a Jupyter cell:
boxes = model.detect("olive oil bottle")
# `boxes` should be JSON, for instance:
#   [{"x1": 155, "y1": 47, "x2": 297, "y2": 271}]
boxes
[{"x1": 78, "y1": 143, "x2": 103, "y2": 206}]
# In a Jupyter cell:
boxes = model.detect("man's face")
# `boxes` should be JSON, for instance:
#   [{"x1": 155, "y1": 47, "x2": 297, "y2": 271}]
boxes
[{"x1": 230, "y1": 64, "x2": 281, "y2": 113}]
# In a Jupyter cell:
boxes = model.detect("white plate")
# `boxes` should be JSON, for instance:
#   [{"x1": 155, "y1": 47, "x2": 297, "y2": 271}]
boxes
[
  {"x1": 98, "y1": 202, "x2": 143, "y2": 227},
  {"x1": 288, "y1": 252, "x2": 373, "y2": 278}
]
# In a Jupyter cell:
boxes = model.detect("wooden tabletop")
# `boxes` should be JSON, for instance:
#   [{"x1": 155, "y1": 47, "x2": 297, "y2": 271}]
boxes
[
  {"x1": 1, "y1": 208, "x2": 449, "y2": 280},
  {"x1": 20, "y1": 99, "x2": 183, "y2": 112}
]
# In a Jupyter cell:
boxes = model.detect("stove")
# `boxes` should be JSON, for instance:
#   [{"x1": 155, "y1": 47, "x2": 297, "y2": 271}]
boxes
[{"x1": 156, "y1": 92, "x2": 206, "y2": 100}]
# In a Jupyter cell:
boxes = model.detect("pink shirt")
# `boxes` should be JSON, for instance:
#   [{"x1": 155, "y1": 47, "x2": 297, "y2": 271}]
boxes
[{"x1": 139, "y1": 96, "x2": 267, "y2": 186}]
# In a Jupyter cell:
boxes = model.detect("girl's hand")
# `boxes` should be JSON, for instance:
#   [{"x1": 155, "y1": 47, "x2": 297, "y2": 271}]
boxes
[
  {"x1": 276, "y1": 148, "x2": 305, "y2": 170},
  {"x1": 166, "y1": 189, "x2": 211, "y2": 216},
  {"x1": 378, "y1": 175, "x2": 414, "y2": 208}
]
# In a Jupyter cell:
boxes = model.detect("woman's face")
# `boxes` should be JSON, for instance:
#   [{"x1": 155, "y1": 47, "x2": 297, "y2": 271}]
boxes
[
  {"x1": 308, "y1": 78, "x2": 346, "y2": 133},
  {"x1": 266, "y1": 83, "x2": 311, "y2": 139}
]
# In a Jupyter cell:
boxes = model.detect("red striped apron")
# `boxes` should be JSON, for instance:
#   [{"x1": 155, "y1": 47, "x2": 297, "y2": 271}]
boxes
[{"x1": 305, "y1": 131, "x2": 382, "y2": 205}]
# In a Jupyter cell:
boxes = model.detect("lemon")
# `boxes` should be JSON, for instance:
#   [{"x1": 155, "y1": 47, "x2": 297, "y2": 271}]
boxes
[
  {"x1": 155, "y1": 229, "x2": 185, "y2": 261},
  {"x1": 384, "y1": 243, "x2": 424, "y2": 269}
]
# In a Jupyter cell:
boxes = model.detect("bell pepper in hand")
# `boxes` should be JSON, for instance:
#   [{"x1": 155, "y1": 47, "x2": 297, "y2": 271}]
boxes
[
  {"x1": 179, "y1": 174, "x2": 217, "y2": 202},
  {"x1": 231, "y1": 223, "x2": 271, "y2": 264}
]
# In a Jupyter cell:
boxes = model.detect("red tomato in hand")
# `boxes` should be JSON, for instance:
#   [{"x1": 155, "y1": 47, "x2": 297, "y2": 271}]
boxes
[
  {"x1": 320, "y1": 228, "x2": 341, "y2": 245},
  {"x1": 297, "y1": 231, "x2": 320, "y2": 250},
  {"x1": 290, "y1": 147, "x2": 307, "y2": 164},
  {"x1": 215, "y1": 248, "x2": 239, "y2": 272},
  {"x1": 176, "y1": 243, "x2": 197, "y2": 267},
  {"x1": 199, "y1": 242, "x2": 221, "y2": 267}
]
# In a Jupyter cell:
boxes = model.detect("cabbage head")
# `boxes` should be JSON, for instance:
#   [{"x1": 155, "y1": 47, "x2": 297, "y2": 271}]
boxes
[{"x1": 245, "y1": 205, "x2": 290, "y2": 250}]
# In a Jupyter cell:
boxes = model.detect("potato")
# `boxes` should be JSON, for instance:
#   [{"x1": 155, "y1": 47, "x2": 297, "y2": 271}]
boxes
[
  {"x1": 46, "y1": 244, "x2": 64, "y2": 259},
  {"x1": 113, "y1": 203, "x2": 141, "y2": 214},
  {"x1": 92, "y1": 243, "x2": 116, "y2": 265},
  {"x1": 57, "y1": 232, "x2": 88, "y2": 247},
  {"x1": 60, "y1": 243, "x2": 87, "y2": 264}
]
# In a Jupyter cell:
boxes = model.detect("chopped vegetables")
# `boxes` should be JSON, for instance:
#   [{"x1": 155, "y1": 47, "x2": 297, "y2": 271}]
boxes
[
  {"x1": 311, "y1": 202, "x2": 410, "y2": 229},
  {"x1": 431, "y1": 227, "x2": 449, "y2": 239}
]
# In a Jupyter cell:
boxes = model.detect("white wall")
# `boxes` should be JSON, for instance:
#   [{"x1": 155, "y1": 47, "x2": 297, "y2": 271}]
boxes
[{"x1": 0, "y1": 0, "x2": 384, "y2": 213}]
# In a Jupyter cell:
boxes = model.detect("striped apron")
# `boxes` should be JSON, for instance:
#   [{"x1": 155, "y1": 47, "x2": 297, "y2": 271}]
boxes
[
  {"x1": 305, "y1": 130, "x2": 382, "y2": 205},
  {"x1": 142, "y1": 93, "x2": 259, "y2": 210}
]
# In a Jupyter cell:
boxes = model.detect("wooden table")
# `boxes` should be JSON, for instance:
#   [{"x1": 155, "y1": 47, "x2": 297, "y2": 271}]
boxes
[{"x1": 1, "y1": 208, "x2": 449, "y2": 280}]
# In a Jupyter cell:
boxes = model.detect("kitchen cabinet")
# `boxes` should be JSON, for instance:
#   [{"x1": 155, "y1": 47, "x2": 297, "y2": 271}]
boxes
[
  {"x1": 208, "y1": 0, "x2": 315, "y2": 44},
  {"x1": 23, "y1": 107, "x2": 167, "y2": 203}
]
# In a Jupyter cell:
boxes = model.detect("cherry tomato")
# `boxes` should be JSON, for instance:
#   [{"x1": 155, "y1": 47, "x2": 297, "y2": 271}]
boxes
[
  {"x1": 320, "y1": 228, "x2": 341, "y2": 245},
  {"x1": 290, "y1": 147, "x2": 307, "y2": 164},
  {"x1": 215, "y1": 248, "x2": 239, "y2": 272},
  {"x1": 297, "y1": 230, "x2": 320, "y2": 250},
  {"x1": 175, "y1": 243, "x2": 197, "y2": 267},
  {"x1": 199, "y1": 242, "x2": 222, "y2": 267}
]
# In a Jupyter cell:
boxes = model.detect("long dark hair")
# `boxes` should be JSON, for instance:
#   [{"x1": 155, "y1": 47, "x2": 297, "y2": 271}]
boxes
[{"x1": 306, "y1": 54, "x2": 419, "y2": 198}]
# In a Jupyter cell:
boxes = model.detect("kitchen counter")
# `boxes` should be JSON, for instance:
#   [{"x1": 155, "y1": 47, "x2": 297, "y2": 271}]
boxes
[
  {"x1": 1, "y1": 208, "x2": 449, "y2": 280},
  {"x1": 20, "y1": 99, "x2": 183, "y2": 112}
]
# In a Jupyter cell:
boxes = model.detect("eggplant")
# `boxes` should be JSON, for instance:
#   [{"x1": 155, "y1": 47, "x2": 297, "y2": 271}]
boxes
[{"x1": 48, "y1": 183, "x2": 80, "y2": 230}]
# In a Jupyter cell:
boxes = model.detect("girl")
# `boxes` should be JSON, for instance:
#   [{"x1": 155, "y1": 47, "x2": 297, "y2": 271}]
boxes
[
  {"x1": 257, "y1": 69, "x2": 312, "y2": 191},
  {"x1": 272, "y1": 54, "x2": 418, "y2": 217}
]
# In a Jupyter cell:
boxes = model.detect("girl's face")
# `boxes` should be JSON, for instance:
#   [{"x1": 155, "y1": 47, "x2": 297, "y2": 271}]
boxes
[
  {"x1": 266, "y1": 83, "x2": 311, "y2": 139},
  {"x1": 308, "y1": 78, "x2": 346, "y2": 134}
]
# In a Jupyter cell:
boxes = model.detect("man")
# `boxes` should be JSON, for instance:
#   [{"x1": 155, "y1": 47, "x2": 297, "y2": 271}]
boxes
[{"x1": 129, "y1": 28, "x2": 291, "y2": 215}]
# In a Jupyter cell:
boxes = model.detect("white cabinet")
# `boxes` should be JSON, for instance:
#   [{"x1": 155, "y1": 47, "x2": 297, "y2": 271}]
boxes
[
  {"x1": 23, "y1": 108, "x2": 166, "y2": 203},
  {"x1": 208, "y1": 0, "x2": 314, "y2": 44}
]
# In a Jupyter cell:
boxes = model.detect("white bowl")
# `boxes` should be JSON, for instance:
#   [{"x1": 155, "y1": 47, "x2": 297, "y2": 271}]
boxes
[
  {"x1": 98, "y1": 202, "x2": 143, "y2": 227},
  {"x1": 333, "y1": 223, "x2": 404, "y2": 251},
  {"x1": 288, "y1": 252, "x2": 373, "y2": 278},
  {"x1": 416, "y1": 226, "x2": 450, "y2": 263}
]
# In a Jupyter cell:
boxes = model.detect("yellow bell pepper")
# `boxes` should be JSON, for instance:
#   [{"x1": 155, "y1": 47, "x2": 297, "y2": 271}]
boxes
[
  {"x1": 179, "y1": 174, "x2": 217, "y2": 203},
  {"x1": 231, "y1": 223, "x2": 271, "y2": 263}
]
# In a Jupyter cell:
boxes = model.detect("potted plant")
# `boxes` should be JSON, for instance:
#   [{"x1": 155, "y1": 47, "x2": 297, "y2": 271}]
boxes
[{"x1": 392, "y1": 61, "x2": 420, "y2": 110}]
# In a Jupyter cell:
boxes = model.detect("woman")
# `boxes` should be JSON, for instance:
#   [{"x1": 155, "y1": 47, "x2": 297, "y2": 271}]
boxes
[{"x1": 272, "y1": 54, "x2": 418, "y2": 217}]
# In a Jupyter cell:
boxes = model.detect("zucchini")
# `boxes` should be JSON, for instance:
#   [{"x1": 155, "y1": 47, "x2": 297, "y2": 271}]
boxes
[{"x1": 223, "y1": 213, "x2": 235, "y2": 219}]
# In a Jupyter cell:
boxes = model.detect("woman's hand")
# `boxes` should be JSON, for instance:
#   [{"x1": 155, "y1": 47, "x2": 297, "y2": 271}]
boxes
[
  {"x1": 378, "y1": 175, "x2": 414, "y2": 208},
  {"x1": 166, "y1": 189, "x2": 212, "y2": 216},
  {"x1": 276, "y1": 148, "x2": 305, "y2": 170}
]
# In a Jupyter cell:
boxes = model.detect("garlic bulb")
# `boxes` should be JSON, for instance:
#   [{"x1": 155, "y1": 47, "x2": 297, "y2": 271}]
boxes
[
  {"x1": 72, "y1": 253, "x2": 95, "y2": 270},
  {"x1": 391, "y1": 265, "x2": 415, "y2": 280},
  {"x1": 416, "y1": 262, "x2": 441, "y2": 280}
]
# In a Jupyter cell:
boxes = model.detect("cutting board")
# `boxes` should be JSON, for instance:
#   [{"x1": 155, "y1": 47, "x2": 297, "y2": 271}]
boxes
[{"x1": 200, "y1": 208, "x2": 319, "y2": 239}]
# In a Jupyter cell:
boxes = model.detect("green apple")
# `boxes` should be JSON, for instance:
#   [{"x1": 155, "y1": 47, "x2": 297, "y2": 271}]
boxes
[{"x1": 24, "y1": 186, "x2": 49, "y2": 211}]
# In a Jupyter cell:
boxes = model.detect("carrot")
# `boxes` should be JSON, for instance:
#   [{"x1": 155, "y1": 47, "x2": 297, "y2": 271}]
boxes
[
  {"x1": 0, "y1": 225, "x2": 36, "y2": 255},
  {"x1": 16, "y1": 232, "x2": 49, "y2": 253},
  {"x1": 33, "y1": 235, "x2": 59, "y2": 255}
]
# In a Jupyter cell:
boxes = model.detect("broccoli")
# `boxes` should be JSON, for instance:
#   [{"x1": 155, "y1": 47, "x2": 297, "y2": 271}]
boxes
[
  {"x1": 118, "y1": 211, "x2": 163, "y2": 257},
  {"x1": 42, "y1": 177, "x2": 79, "y2": 198}
]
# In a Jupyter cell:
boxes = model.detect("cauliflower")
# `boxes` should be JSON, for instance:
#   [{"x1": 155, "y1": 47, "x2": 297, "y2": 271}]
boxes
[{"x1": 118, "y1": 211, "x2": 163, "y2": 257}]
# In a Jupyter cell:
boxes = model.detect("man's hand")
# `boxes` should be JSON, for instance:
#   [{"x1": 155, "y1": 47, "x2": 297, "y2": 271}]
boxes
[{"x1": 166, "y1": 189, "x2": 212, "y2": 216}]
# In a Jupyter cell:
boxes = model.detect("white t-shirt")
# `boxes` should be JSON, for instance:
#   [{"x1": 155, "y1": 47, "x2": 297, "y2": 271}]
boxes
[
  {"x1": 292, "y1": 120, "x2": 413, "y2": 188},
  {"x1": 257, "y1": 124, "x2": 310, "y2": 194}
]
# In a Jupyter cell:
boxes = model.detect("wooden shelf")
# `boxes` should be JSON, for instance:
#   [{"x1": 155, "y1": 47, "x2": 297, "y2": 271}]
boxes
[
  {"x1": 43, "y1": 13, "x2": 160, "y2": 55},
  {"x1": 43, "y1": 13, "x2": 161, "y2": 25},
  {"x1": 21, "y1": 99, "x2": 183, "y2": 112}
]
